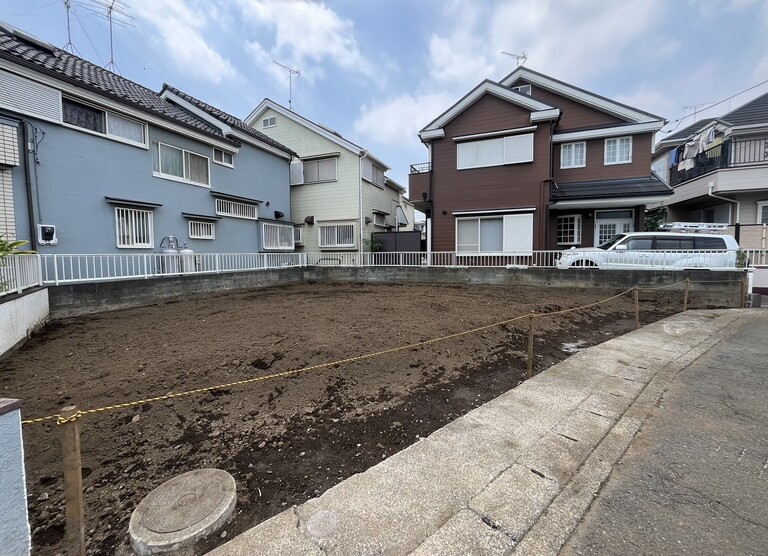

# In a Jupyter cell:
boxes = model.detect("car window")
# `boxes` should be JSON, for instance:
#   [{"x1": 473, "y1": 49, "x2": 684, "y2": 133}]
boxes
[
  {"x1": 695, "y1": 236, "x2": 726, "y2": 249},
  {"x1": 655, "y1": 237, "x2": 680, "y2": 249},
  {"x1": 598, "y1": 234, "x2": 626, "y2": 250},
  {"x1": 624, "y1": 238, "x2": 653, "y2": 250}
]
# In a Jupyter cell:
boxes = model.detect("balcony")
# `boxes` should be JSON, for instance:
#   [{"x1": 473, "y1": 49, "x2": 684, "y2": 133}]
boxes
[
  {"x1": 408, "y1": 162, "x2": 431, "y2": 212},
  {"x1": 671, "y1": 138, "x2": 768, "y2": 186}
]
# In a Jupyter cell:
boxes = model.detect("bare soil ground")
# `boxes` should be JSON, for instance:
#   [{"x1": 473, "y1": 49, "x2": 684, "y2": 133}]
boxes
[{"x1": 0, "y1": 283, "x2": 682, "y2": 555}]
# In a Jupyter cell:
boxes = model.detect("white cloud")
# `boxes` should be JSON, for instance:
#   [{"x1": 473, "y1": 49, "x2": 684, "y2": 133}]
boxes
[
  {"x1": 353, "y1": 92, "x2": 456, "y2": 147},
  {"x1": 131, "y1": 0, "x2": 238, "y2": 84},
  {"x1": 237, "y1": 0, "x2": 374, "y2": 83}
]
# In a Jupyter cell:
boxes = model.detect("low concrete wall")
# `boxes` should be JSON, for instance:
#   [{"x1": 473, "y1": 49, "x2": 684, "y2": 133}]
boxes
[
  {"x1": 48, "y1": 267, "x2": 746, "y2": 319},
  {"x1": 0, "y1": 289, "x2": 49, "y2": 358},
  {"x1": 0, "y1": 399, "x2": 31, "y2": 556}
]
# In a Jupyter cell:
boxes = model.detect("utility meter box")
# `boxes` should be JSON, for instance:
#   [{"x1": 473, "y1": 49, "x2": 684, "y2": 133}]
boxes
[{"x1": 37, "y1": 224, "x2": 58, "y2": 245}]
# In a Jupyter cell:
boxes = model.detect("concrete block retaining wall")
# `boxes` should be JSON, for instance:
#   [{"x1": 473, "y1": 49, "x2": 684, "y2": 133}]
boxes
[
  {"x1": 47, "y1": 267, "x2": 746, "y2": 319},
  {"x1": 0, "y1": 289, "x2": 49, "y2": 358}
]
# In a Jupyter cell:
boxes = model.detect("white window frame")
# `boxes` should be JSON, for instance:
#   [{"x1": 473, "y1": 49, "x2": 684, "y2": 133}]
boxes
[
  {"x1": 362, "y1": 158, "x2": 385, "y2": 188},
  {"x1": 215, "y1": 198, "x2": 258, "y2": 220},
  {"x1": 262, "y1": 116, "x2": 276, "y2": 128},
  {"x1": 557, "y1": 214, "x2": 582, "y2": 245},
  {"x1": 62, "y1": 97, "x2": 147, "y2": 148},
  {"x1": 115, "y1": 207, "x2": 153, "y2": 248},
  {"x1": 757, "y1": 202, "x2": 768, "y2": 225},
  {"x1": 560, "y1": 142, "x2": 586, "y2": 169},
  {"x1": 262, "y1": 222, "x2": 295, "y2": 250},
  {"x1": 457, "y1": 133, "x2": 534, "y2": 170},
  {"x1": 188, "y1": 220, "x2": 215, "y2": 240},
  {"x1": 454, "y1": 213, "x2": 533, "y2": 254},
  {"x1": 319, "y1": 223, "x2": 356, "y2": 249},
  {"x1": 303, "y1": 158, "x2": 337, "y2": 184},
  {"x1": 152, "y1": 141, "x2": 211, "y2": 187},
  {"x1": 213, "y1": 148, "x2": 234, "y2": 168},
  {"x1": 293, "y1": 226, "x2": 303, "y2": 245},
  {"x1": 373, "y1": 212, "x2": 387, "y2": 226},
  {"x1": 604, "y1": 136, "x2": 632, "y2": 165},
  {"x1": 511, "y1": 84, "x2": 532, "y2": 95}
]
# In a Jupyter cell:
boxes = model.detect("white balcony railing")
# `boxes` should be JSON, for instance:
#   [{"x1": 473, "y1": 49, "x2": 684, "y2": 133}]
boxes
[{"x1": 0, "y1": 254, "x2": 43, "y2": 297}]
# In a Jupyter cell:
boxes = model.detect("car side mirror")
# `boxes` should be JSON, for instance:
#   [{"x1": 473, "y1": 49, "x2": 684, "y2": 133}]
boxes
[{"x1": 614, "y1": 244, "x2": 628, "y2": 251}]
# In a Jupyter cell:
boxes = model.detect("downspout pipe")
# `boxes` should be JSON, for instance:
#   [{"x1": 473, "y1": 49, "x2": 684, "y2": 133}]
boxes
[
  {"x1": 708, "y1": 181, "x2": 739, "y2": 225},
  {"x1": 19, "y1": 118, "x2": 37, "y2": 250},
  {"x1": 359, "y1": 150, "x2": 368, "y2": 255}
]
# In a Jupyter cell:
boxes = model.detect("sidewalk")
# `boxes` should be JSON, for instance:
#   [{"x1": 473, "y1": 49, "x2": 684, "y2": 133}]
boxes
[{"x1": 207, "y1": 309, "x2": 768, "y2": 556}]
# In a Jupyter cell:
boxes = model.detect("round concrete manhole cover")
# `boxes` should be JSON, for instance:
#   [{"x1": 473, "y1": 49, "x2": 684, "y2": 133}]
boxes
[{"x1": 129, "y1": 468, "x2": 236, "y2": 555}]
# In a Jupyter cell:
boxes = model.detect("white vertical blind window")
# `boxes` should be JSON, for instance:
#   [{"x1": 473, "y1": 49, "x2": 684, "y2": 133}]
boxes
[
  {"x1": 115, "y1": 207, "x2": 153, "y2": 248},
  {"x1": 263, "y1": 223, "x2": 294, "y2": 249},
  {"x1": 319, "y1": 224, "x2": 355, "y2": 248},
  {"x1": 457, "y1": 133, "x2": 533, "y2": 169}
]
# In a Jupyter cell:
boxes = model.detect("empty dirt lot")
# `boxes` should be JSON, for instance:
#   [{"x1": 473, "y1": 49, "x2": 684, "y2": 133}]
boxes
[{"x1": 0, "y1": 282, "x2": 683, "y2": 555}]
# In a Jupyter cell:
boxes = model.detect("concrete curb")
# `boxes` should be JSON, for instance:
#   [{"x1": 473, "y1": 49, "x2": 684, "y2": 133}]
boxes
[{"x1": 205, "y1": 309, "x2": 753, "y2": 556}]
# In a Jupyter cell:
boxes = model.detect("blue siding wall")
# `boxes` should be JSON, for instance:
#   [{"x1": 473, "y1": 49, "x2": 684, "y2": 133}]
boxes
[{"x1": 8, "y1": 114, "x2": 291, "y2": 255}]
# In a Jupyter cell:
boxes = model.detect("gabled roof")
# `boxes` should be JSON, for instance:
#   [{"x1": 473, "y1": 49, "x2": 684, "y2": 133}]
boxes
[
  {"x1": 160, "y1": 85, "x2": 296, "y2": 157},
  {"x1": 419, "y1": 79, "x2": 560, "y2": 140},
  {"x1": 656, "y1": 90, "x2": 768, "y2": 151},
  {"x1": 500, "y1": 67, "x2": 665, "y2": 123},
  {"x1": 0, "y1": 22, "x2": 236, "y2": 146},
  {"x1": 247, "y1": 98, "x2": 390, "y2": 169},
  {"x1": 721, "y1": 89, "x2": 768, "y2": 127}
]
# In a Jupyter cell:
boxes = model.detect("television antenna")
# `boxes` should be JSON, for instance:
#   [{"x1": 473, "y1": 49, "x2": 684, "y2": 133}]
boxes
[
  {"x1": 273, "y1": 60, "x2": 300, "y2": 111},
  {"x1": 501, "y1": 51, "x2": 527, "y2": 67},
  {"x1": 79, "y1": 0, "x2": 134, "y2": 74},
  {"x1": 683, "y1": 101, "x2": 716, "y2": 123},
  {"x1": 62, "y1": 0, "x2": 81, "y2": 55}
]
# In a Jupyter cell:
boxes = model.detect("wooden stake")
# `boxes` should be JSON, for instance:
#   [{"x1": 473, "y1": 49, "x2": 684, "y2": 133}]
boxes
[
  {"x1": 741, "y1": 279, "x2": 747, "y2": 308},
  {"x1": 527, "y1": 313, "x2": 535, "y2": 379},
  {"x1": 683, "y1": 278, "x2": 690, "y2": 312},
  {"x1": 633, "y1": 287, "x2": 640, "y2": 330},
  {"x1": 60, "y1": 405, "x2": 85, "y2": 556}
]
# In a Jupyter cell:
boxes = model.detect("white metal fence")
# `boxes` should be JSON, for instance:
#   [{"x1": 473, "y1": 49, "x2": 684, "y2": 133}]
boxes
[
  {"x1": 0, "y1": 254, "x2": 43, "y2": 297},
  {"x1": 0, "y1": 249, "x2": 762, "y2": 290}
]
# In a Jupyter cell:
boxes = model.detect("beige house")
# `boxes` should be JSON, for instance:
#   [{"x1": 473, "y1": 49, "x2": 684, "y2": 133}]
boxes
[{"x1": 246, "y1": 100, "x2": 413, "y2": 252}]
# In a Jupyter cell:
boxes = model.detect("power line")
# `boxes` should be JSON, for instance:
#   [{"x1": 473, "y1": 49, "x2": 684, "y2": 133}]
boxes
[{"x1": 663, "y1": 77, "x2": 768, "y2": 134}]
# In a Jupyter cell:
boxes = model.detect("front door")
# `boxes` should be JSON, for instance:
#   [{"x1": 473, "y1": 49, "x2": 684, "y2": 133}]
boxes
[{"x1": 594, "y1": 209, "x2": 634, "y2": 246}]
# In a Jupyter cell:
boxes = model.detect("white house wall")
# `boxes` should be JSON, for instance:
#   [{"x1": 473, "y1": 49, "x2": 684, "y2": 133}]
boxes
[{"x1": 257, "y1": 107, "x2": 367, "y2": 250}]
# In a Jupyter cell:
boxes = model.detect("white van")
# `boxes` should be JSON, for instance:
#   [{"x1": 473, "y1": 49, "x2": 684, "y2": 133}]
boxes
[{"x1": 556, "y1": 232, "x2": 739, "y2": 270}]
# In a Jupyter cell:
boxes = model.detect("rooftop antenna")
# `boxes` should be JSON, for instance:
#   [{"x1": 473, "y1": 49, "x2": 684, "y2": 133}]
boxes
[
  {"x1": 683, "y1": 101, "x2": 716, "y2": 123},
  {"x1": 62, "y1": 0, "x2": 81, "y2": 55},
  {"x1": 80, "y1": 0, "x2": 134, "y2": 74},
  {"x1": 273, "y1": 60, "x2": 300, "y2": 111},
  {"x1": 501, "y1": 51, "x2": 527, "y2": 67}
]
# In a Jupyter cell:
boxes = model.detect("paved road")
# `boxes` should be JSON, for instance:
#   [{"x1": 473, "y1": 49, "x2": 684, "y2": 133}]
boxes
[{"x1": 562, "y1": 312, "x2": 768, "y2": 556}]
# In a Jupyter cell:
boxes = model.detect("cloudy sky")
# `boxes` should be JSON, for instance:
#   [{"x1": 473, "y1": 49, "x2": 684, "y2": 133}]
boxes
[{"x1": 1, "y1": 0, "x2": 766, "y2": 190}]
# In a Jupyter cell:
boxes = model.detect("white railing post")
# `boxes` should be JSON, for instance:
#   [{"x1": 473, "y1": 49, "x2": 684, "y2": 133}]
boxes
[
  {"x1": 215, "y1": 254, "x2": 220, "y2": 274},
  {"x1": 53, "y1": 254, "x2": 59, "y2": 286}
]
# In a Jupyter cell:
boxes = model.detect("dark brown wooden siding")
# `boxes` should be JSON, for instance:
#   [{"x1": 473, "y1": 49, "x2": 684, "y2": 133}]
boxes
[
  {"x1": 531, "y1": 87, "x2": 626, "y2": 132},
  {"x1": 554, "y1": 133, "x2": 654, "y2": 182},
  {"x1": 429, "y1": 93, "x2": 552, "y2": 251}
]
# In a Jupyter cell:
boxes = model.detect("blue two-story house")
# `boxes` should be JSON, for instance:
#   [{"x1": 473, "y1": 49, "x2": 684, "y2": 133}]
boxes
[{"x1": 0, "y1": 22, "x2": 296, "y2": 258}]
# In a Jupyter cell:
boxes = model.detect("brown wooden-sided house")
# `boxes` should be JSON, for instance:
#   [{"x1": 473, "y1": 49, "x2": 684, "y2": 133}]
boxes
[{"x1": 409, "y1": 67, "x2": 672, "y2": 254}]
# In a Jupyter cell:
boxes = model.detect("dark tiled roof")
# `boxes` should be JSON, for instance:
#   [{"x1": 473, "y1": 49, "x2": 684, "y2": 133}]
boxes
[
  {"x1": 659, "y1": 117, "x2": 720, "y2": 145},
  {"x1": 551, "y1": 176, "x2": 672, "y2": 201},
  {"x1": 162, "y1": 85, "x2": 296, "y2": 156},
  {"x1": 719, "y1": 89, "x2": 768, "y2": 127},
  {"x1": 0, "y1": 28, "x2": 236, "y2": 145}
]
